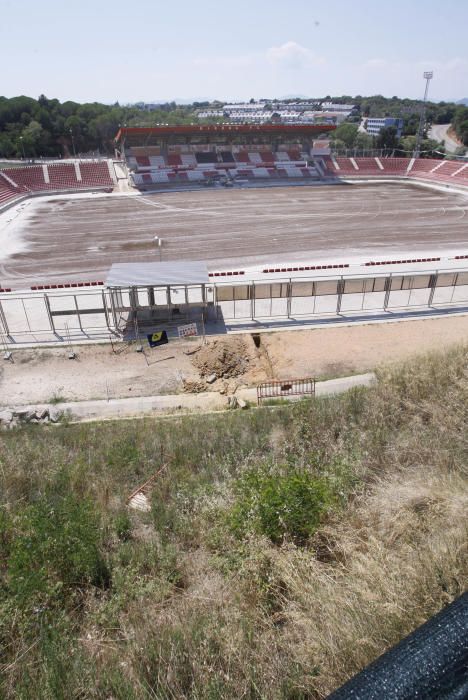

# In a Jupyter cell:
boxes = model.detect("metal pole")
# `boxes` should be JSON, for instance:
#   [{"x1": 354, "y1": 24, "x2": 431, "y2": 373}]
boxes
[
  {"x1": 69, "y1": 129, "x2": 76, "y2": 158},
  {"x1": 415, "y1": 71, "x2": 433, "y2": 157},
  {"x1": 0, "y1": 299, "x2": 10, "y2": 338},
  {"x1": 251, "y1": 281, "x2": 255, "y2": 321},
  {"x1": 336, "y1": 278, "x2": 345, "y2": 314},
  {"x1": 428, "y1": 273, "x2": 438, "y2": 307},
  {"x1": 43, "y1": 293, "x2": 56, "y2": 334},
  {"x1": 383, "y1": 275, "x2": 392, "y2": 310}
]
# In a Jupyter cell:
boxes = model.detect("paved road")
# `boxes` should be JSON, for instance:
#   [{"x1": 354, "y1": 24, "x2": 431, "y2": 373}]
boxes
[
  {"x1": 5, "y1": 373, "x2": 376, "y2": 423},
  {"x1": 429, "y1": 123, "x2": 463, "y2": 153}
]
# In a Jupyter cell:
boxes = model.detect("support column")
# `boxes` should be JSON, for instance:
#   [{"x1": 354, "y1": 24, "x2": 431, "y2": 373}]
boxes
[
  {"x1": 0, "y1": 299, "x2": 10, "y2": 337},
  {"x1": 383, "y1": 275, "x2": 392, "y2": 310},
  {"x1": 43, "y1": 293, "x2": 56, "y2": 334},
  {"x1": 336, "y1": 278, "x2": 345, "y2": 314},
  {"x1": 428, "y1": 274, "x2": 438, "y2": 307}
]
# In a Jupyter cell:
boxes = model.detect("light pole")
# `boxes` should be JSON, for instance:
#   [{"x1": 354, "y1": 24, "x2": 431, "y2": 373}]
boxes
[
  {"x1": 154, "y1": 236, "x2": 163, "y2": 262},
  {"x1": 69, "y1": 128, "x2": 76, "y2": 157},
  {"x1": 415, "y1": 71, "x2": 433, "y2": 157},
  {"x1": 19, "y1": 136, "x2": 25, "y2": 160}
]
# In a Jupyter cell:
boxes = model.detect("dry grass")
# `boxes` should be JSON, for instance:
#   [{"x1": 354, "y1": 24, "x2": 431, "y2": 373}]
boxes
[{"x1": 0, "y1": 345, "x2": 467, "y2": 698}]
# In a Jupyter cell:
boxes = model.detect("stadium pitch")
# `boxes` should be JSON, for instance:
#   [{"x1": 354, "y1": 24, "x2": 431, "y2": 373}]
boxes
[{"x1": 1, "y1": 182, "x2": 468, "y2": 288}]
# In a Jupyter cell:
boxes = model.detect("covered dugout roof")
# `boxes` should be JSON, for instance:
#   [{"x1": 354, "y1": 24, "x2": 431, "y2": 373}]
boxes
[
  {"x1": 115, "y1": 123, "x2": 336, "y2": 146},
  {"x1": 106, "y1": 261, "x2": 209, "y2": 288}
]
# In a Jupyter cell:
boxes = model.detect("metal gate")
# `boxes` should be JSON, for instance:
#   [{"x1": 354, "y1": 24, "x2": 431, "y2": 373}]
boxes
[{"x1": 257, "y1": 377, "x2": 316, "y2": 404}]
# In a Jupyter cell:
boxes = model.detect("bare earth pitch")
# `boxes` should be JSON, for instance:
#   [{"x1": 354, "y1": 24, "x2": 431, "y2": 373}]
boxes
[{"x1": 2, "y1": 183, "x2": 468, "y2": 287}]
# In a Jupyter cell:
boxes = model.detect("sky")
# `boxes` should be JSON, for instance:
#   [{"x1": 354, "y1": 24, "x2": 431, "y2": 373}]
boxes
[{"x1": 1, "y1": 0, "x2": 467, "y2": 104}]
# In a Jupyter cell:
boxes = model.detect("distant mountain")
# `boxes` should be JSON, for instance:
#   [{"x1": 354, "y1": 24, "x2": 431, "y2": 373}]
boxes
[
  {"x1": 456, "y1": 98, "x2": 468, "y2": 106},
  {"x1": 278, "y1": 94, "x2": 311, "y2": 100}
]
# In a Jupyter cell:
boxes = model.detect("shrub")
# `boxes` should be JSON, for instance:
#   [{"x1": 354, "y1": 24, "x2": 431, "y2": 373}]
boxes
[
  {"x1": 229, "y1": 465, "x2": 333, "y2": 544},
  {"x1": 114, "y1": 510, "x2": 132, "y2": 541},
  {"x1": 6, "y1": 495, "x2": 110, "y2": 606}
]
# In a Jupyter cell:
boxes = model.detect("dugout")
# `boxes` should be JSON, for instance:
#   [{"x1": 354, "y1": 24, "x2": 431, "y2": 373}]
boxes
[{"x1": 105, "y1": 261, "x2": 211, "y2": 332}]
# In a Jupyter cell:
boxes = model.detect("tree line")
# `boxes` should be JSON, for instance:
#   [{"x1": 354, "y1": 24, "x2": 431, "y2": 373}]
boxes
[
  {"x1": 0, "y1": 95, "x2": 198, "y2": 158},
  {"x1": 0, "y1": 93, "x2": 466, "y2": 159}
]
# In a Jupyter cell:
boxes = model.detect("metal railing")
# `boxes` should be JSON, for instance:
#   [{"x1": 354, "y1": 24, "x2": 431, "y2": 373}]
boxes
[
  {"x1": 1, "y1": 266, "x2": 468, "y2": 345},
  {"x1": 257, "y1": 377, "x2": 315, "y2": 404}
]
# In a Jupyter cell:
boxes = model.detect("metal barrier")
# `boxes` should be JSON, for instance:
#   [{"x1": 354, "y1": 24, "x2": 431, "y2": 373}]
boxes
[
  {"x1": 1, "y1": 265, "x2": 468, "y2": 345},
  {"x1": 257, "y1": 377, "x2": 315, "y2": 404}
]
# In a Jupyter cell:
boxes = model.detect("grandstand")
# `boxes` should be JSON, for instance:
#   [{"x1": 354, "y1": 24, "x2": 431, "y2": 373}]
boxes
[
  {"x1": 320, "y1": 156, "x2": 468, "y2": 186},
  {"x1": 114, "y1": 125, "x2": 468, "y2": 192},
  {"x1": 115, "y1": 124, "x2": 335, "y2": 188},
  {"x1": 0, "y1": 161, "x2": 116, "y2": 210}
]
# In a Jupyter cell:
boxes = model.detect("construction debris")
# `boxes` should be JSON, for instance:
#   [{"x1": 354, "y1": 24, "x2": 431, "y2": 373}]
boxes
[
  {"x1": 192, "y1": 337, "x2": 249, "y2": 379},
  {"x1": 0, "y1": 406, "x2": 63, "y2": 429},
  {"x1": 128, "y1": 492, "x2": 151, "y2": 512},
  {"x1": 182, "y1": 379, "x2": 207, "y2": 393},
  {"x1": 127, "y1": 465, "x2": 167, "y2": 512},
  {"x1": 183, "y1": 346, "x2": 201, "y2": 356}
]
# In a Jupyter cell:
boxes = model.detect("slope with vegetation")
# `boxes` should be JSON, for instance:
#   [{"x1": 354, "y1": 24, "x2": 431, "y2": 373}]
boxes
[{"x1": 0, "y1": 346, "x2": 467, "y2": 698}]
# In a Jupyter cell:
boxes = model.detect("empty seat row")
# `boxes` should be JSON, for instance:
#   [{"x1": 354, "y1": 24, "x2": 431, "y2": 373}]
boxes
[
  {"x1": 0, "y1": 175, "x2": 20, "y2": 207},
  {"x1": 128, "y1": 149, "x2": 309, "y2": 170},
  {"x1": 131, "y1": 165, "x2": 320, "y2": 187},
  {"x1": 319, "y1": 156, "x2": 468, "y2": 182},
  {"x1": 0, "y1": 162, "x2": 115, "y2": 196}
]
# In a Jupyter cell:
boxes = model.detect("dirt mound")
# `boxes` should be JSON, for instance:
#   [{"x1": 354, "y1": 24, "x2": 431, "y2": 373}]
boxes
[
  {"x1": 192, "y1": 337, "x2": 250, "y2": 379},
  {"x1": 181, "y1": 379, "x2": 207, "y2": 394}
]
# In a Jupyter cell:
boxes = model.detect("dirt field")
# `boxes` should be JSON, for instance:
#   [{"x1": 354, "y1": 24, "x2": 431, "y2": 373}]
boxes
[
  {"x1": 1, "y1": 182, "x2": 468, "y2": 287},
  {"x1": 1, "y1": 314, "x2": 467, "y2": 405}
]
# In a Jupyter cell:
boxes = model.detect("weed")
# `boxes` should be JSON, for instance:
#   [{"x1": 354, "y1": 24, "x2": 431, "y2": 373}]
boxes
[
  {"x1": 0, "y1": 345, "x2": 466, "y2": 698},
  {"x1": 229, "y1": 464, "x2": 333, "y2": 544},
  {"x1": 48, "y1": 392, "x2": 67, "y2": 405}
]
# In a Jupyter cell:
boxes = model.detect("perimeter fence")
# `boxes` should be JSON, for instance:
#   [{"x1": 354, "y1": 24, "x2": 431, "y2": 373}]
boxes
[{"x1": 1, "y1": 267, "x2": 468, "y2": 345}]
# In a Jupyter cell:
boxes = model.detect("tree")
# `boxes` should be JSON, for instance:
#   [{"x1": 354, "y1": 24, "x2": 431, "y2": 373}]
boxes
[
  {"x1": 0, "y1": 133, "x2": 15, "y2": 157},
  {"x1": 332, "y1": 122, "x2": 358, "y2": 148},
  {"x1": 21, "y1": 120, "x2": 44, "y2": 157},
  {"x1": 355, "y1": 132, "x2": 374, "y2": 151},
  {"x1": 376, "y1": 126, "x2": 398, "y2": 151}
]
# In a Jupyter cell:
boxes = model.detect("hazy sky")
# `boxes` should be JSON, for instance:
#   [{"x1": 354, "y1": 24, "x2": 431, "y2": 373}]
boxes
[{"x1": 1, "y1": 0, "x2": 467, "y2": 103}]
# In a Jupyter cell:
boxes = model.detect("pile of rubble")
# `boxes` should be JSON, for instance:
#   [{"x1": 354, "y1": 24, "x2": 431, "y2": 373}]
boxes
[
  {"x1": 192, "y1": 337, "x2": 250, "y2": 379},
  {"x1": 0, "y1": 406, "x2": 64, "y2": 430}
]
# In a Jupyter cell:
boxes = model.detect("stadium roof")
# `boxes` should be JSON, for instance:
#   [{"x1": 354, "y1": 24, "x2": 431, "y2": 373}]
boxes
[
  {"x1": 106, "y1": 261, "x2": 209, "y2": 288},
  {"x1": 115, "y1": 123, "x2": 335, "y2": 144}
]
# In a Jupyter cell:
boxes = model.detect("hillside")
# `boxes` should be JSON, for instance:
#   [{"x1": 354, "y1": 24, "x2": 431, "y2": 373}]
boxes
[{"x1": 0, "y1": 345, "x2": 466, "y2": 698}]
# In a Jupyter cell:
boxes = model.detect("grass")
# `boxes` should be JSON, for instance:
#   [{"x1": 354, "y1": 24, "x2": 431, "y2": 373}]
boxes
[
  {"x1": 47, "y1": 391, "x2": 67, "y2": 405},
  {"x1": 0, "y1": 344, "x2": 467, "y2": 698}
]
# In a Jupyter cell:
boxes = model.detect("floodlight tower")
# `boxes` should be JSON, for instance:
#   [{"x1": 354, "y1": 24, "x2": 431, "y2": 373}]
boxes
[{"x1": 414, "y1": 71, "x2": 433, "y2": 157}]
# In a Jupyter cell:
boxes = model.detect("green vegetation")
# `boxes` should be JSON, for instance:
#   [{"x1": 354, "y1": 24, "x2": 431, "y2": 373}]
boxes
[
  {"x1": 0, "y1": 95, "x2": 203, "y2": 158},
  {"x1": 1, "y1": 92, "x2": 465, "y2": 159},
  {"x1": 0, "y1": 346, "x2": 467, "y2": 698},
  {"x1": 330, "y1": 117, "x2": 443, "y2": 156},
  {"x1": 451, "y1": 105, "x2": 468, "y2": 146},
  {"x1": 228, "y1": 465, "x2": 333, "y2": 544}
]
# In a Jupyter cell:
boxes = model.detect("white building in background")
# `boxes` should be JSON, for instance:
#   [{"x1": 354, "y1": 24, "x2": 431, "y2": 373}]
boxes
[
  {"x1": 197, "y1": 100, "x2": 356, "y2": 125},
  {"x1": 365, "y1": 117, "x2": 404, "y2": 139},
  {"x1": 321, "y1": 102, "x2": 356, "y2": 113}
]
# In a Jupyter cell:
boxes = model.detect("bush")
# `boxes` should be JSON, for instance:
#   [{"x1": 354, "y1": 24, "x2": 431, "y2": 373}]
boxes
[
  {"x1": 6, "y1": 495, "x2": 110, "y2": 607},
  {"x1": 229, "y1": 465, "x2": 333, "y2": 544},
  {"x1": 114, "y1": 510, "x2": 132, "y2": 541}
]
